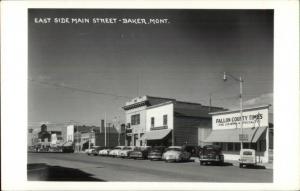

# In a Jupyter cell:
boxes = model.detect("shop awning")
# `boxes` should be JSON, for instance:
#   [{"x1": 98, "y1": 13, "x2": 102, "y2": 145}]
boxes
[
  {"x1": 143, "y1": 129, "x2": 172, "y2": 141},
  {"x1": 205, "y1": 127, "x2": 267, "y2": 143}
]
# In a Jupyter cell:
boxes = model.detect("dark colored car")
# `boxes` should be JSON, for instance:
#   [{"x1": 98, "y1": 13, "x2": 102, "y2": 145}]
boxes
[
  {"x1": 199, "y1": 145, "x2": 224, "y2": 165},
  {"x1": 184, "y1": 145, "x2": 200, "y2": 157},
  {"x1": 129, "y1": 146, "x2": 152, "y2": 159},
  {"x1": 147, "y1": 146, "x2": 166, "y2": 161},
  {"x1": 62, "y1": 146, "x2": 74, "y2": 153}
]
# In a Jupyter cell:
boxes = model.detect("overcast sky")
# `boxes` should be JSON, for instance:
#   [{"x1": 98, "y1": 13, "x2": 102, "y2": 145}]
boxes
[{"x1": 28, "y1": 9, "x2": 273, "y2": 128}]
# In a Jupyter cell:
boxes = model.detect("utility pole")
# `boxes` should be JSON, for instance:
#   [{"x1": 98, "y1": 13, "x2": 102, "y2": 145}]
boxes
[
  {"x1": 223, "y1": 72, "x2": 244, "y2": 150},
  {"x1": 209, "y1": 93, "x2": 212, "y2": 112},
  {"x1": 104, "y1": 112, "x2": 107, "y2": 147}
]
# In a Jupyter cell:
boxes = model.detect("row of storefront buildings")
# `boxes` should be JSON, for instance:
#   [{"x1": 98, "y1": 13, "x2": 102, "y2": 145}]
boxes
[
  {"x1": 123, "y1": 95, "x2": 273, "y2": 163},
  {"x1": 28, "y1": 95, "x2": 273, "y2": 163}
]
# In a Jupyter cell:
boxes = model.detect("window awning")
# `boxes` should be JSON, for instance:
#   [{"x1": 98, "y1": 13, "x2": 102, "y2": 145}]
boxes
[
  {"x1": 142, "y1": 129, "x2": 172, "y2": 141},
  {"x1": 205, "y1": 127, "x2": 267, "y2": 143}
]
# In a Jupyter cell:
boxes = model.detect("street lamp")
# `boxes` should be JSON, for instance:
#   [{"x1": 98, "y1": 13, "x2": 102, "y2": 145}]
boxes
[{"x1": 223, "y1": 72, "x2": 244, "y2": 150}]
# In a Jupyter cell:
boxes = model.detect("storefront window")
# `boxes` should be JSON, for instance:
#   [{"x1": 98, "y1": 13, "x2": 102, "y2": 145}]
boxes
[
  {"x1": 227, "y1": 143, "x2": 233, "y2": 151},
  {"x1": 235, "y1": 143, "x2": 241, "y2": 151},
  {"x1": 250, "y1": 143, "x2": 256, "y2": 150}
]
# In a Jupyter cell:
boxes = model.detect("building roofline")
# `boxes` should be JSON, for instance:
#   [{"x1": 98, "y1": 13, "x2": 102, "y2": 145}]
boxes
[
  {"x1": 209, "y1": 104, "x2": 272, "y2": 115},
  {"x1": 146, "y1": 101, "x2": 174, "y2": 109},
  {"x1": 146, "y1": 95, "x2": 175, "y2": 101},
  {"x1": 175, "y1": 100, "x2": 202, "y2": 106}
]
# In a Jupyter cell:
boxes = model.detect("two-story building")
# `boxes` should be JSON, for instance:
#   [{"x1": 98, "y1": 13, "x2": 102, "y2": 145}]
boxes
[
  {"x1": 123, "y1": 95, "x2": 225, "y2": 146},
  {"x1": 122, "y1": 96, "x2": 175, "y2": 146}
]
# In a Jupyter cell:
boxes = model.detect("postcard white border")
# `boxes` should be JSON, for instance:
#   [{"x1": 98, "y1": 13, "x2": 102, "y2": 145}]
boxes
[{"x1": 1, "y1": 0, "x2": 299, "y2": 190}]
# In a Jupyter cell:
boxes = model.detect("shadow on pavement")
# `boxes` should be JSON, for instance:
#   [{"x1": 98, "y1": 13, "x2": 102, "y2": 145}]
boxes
[
  {"x1": 241, "y1": 165, "x2": 266, "y2": 169},
  {"x1": 200, "y1": 162, "x2": 233, "y2": 166},
  {"x1": 28, "y1": 163, "x2": 105, "y2": 181}
]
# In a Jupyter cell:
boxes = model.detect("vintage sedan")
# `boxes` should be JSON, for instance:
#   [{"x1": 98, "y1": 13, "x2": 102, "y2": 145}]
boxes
[
  {"x1": 162, "y1": 146, "x2": 191, "y2": 162},
  {"x1": 199, "y1": 145, "x2": 224, "y2": 165},
  {"x1": 129, "y1": 146, "x2": 152, "y2": 159},
  {"x1": 238, "y1": 149, "x2": 256, "y2": 168},
  {"x1": 119, "y1": 146, "x2": 136, "y2": 158},
  {"x1": 109, "y1": 146, "x2": 125, "y2": 157},
  {"x1": 147, "y1": 146, "x2": 166, "y2": 161},
  {"x1": 98, "y1": 147, "x2": 112, "y2": 156}
]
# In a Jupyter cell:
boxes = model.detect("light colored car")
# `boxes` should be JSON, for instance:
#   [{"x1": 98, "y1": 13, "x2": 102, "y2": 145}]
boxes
[
  {"x1": 238, "y1": 149, "x2": 256, "y2": 168},
  {"x1": 86, "y1": 146, "x2": 102, "y2": 156},
  {"x1": 98, "y1": 147, "x2": 112, "y2": 156},
  {"x1": 119, "y1": 146, "x2": 136, "y2": 158},
  {"x1": 162, "y1": 146, "x2": 191, "y2": 162},
  {"x1": 109, "y1": 146, "x2": 125, "y2": 157},
  {"x1": 85, "y1": 148, "x2": 94, "y2": 155}
]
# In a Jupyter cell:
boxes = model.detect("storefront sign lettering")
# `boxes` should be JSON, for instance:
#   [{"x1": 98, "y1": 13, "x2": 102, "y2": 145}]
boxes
[{"x1": 212, "y1": 108, "x2": 268, "y2": 130}]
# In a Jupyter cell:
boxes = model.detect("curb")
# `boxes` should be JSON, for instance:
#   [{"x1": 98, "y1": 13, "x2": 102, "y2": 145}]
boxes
[{"x1": 190, "y1": 157, "x2": 273, "y2": 169}]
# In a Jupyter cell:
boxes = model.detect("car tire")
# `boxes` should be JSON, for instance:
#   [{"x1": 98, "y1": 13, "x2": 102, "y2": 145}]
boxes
[{"x1": 239, "y1": 164, "x2": 243, "y2": 168}]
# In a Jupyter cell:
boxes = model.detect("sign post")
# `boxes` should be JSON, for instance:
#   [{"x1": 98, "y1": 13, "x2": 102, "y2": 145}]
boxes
[{"x1": 239, "y1": 134, "x2": 249, "y2": 142}]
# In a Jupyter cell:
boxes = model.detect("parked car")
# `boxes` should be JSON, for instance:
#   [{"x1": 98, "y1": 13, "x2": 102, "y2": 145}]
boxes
[
  {"x1": 119, "y1": 146, "x2": 136, "y2": 158},
  {"x1": 162, "y1": 146, "x2": 191, "y2": 162},
  {"x1": 62, "y1": 146, "x2": 74, "y2": 153},
  {"x1": 91, "y1": 146, "x2": 106, "y2": 156},
  {"x1": 129, "y1": 146, "x2": 152, "y2": 159},
  {"x1": 86, "y1": 146, "x2": 101, "y2": 156},
  {"x1": 109, "y1": 146, "x2": 125, "y2": 157},
  {"x1": 238, "y1": 149, "x2": 256, "y2": 168},
  {"x1": 98, "y1": 147, "x2": 112, "y2": 156},
  {"x1": 199, "y1": 145, "x2": 224, "y2": 165},
  {"x1": 184, "y1": 145, "x2": 200, "y2": 157},
  {"x1": 148, "y1": 146, "x2": 166, "y2": 161}
]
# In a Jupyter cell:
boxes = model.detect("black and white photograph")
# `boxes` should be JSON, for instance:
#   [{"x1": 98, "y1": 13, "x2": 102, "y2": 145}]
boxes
[
  {"x1": 27, "y1": 8, "x2": 274, "y2": 182},
  {"x1": 1, "y1": 0, "x2": 299, "y2": 190}
]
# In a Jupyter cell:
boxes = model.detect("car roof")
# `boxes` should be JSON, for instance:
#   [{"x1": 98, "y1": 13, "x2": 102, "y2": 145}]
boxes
[
  {"x1": 241, "y1": 149, "x2": 255, "y2": 152},
  {"x1": 167, "y1": 146, "x2": 182, "y2": 149},
  {"x1": 203, "y1": 145, "x2": 221, "y2": 149}
]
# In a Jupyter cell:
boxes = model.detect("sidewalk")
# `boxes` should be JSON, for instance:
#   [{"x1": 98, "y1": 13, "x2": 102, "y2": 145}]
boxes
[{"x1": 190, "y1": 157, "x2": 273, "y2": 169}]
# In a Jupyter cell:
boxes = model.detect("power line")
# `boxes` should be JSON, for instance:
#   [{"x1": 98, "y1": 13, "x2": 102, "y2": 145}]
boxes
[{"x1": 28, "y1": 78, "x2": 132, "y2": 99}]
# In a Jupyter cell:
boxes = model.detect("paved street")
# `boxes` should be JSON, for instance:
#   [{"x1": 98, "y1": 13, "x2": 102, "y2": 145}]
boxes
[{"x1": 28, "y1": 153, "x2": 272, "y2": 182}]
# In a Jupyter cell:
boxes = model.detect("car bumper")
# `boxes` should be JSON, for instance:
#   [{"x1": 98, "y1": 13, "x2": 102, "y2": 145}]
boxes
[
  {"x1": 200, "y1": 159, "x2": 223, "y2": 162},
  {"x1": 165, "y1": 156, "x2": 180, "y2": 161},
  {"x1": 148, "y1": 155, "x2": 162, "y2": 160}
]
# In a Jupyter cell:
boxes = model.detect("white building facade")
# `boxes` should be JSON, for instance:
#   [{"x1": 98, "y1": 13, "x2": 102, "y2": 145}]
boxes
[
  {"x1": 206, "y1": 105, "x2": 273, "y2": 163},
  {"x1": 123, "y1": 96, "x2": 174, "y2": 146}
]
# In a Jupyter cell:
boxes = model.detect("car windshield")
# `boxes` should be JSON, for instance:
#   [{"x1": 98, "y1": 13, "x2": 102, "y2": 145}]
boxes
[
  {"x1": 123, "y1": 147, "x2": 132, "y2": 150},
  {"x1": 141, "y1": 147, "x2": 150, "y2": 151},
  {"x1": 166, "y1": 147, "x2": 182, "y2": 152},
  {"x1": 204, "y1": 145, "x2": 221, "y2": 150},
  {"x1": 243, "y1": 151, "x2": 253, "y2": 155},
  {"x1": 151, "y1": 147, "x2": 165, "y2": 151},
  {"x1": 114, "y1": 147, "x2": 122, "y2": 149}
]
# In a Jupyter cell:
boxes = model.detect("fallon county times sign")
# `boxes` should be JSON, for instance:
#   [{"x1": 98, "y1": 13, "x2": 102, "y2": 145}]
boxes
[{"x1": 212, "y1": 107, "x2": 269, "y2": 130}]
